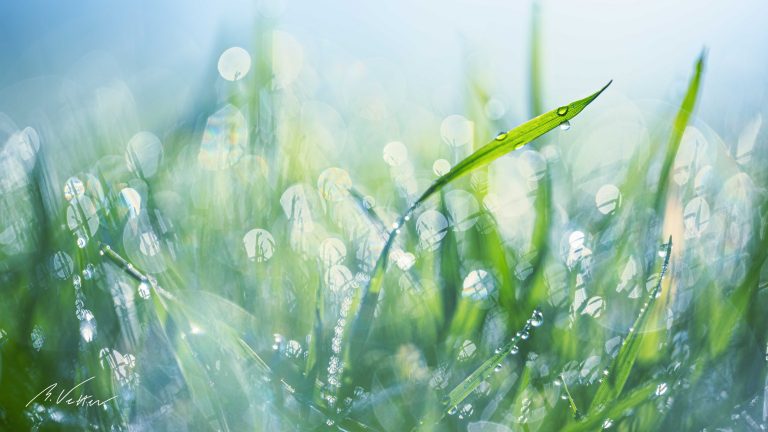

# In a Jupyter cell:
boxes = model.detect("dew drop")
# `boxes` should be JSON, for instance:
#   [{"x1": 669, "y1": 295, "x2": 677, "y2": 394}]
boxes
[
  {"x1": 494, "y1": 363, "x2": 503, "y2": 372},
  {"x1": 495, "y1": 131, "x2": 508, "y2": 141},
  {"x1": 448, "y1": 406, "x2": 457, "y2": 416},
  {"x1": 530, "y1": 309, "x2": 544, "y2": 327},
  {"x1": 510, "y1": 345, "x2": 519, "y2": 355},
  {"x1": 556, "y1": 106, "x2": 569, "y2": 116},
  {"x1": 76, "y1": 237, "x2": 86, "y2": 248},
  {"x1": 80, "y1": 318, "x2": 96, "y2": 343},
  {"x1": 554, "y1": 377, "x2": 562, "y2": 386},
  {"x1": 602, "y1": 418, "x2": 614, "y2": 429},
  {"x1": 138, "y1": 281, "x2": 151, "y2": 300},
  {"x1": 520, "y1": 331, "x2": 530, "y2": 340},
  {"x1": 82, "y1": 264, "x2": 95, "y2": 280},
  {"x1": 560, "y1": 120, "x2": 571, "y2": 131}
]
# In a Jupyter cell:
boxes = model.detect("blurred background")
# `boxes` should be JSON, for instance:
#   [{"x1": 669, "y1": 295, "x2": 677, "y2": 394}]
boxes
[{"x1": 1, "y1": 1, "x2": 768, "y2": 431}]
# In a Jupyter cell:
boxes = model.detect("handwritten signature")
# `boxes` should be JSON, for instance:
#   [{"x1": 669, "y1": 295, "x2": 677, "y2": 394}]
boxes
[{"x1": 26, "y1": 376, "x2": 117, "y2": 408}]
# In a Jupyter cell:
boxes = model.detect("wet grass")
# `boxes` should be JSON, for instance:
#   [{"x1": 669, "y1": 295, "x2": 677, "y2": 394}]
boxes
[{"x1": 0, "y1": 13, "x2": 766, "y2": 432}]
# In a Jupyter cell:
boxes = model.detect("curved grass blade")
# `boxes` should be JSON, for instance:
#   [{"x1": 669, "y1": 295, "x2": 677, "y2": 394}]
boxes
[
  {"x1": 564, "y1": 379, "x2": 660, "y2": 432},
  {"x1": 442, "y1": 308, "x2": 543, "y2": 413},
  {"x1": 588, "y1": 236, "x2": 673, "y2": 413},
  {"x1": 653, "y1": 50, "x2": 705, "y2": 212},
  {"x1": 347, "y1": 81, "x2": 612, "y2": 361}
]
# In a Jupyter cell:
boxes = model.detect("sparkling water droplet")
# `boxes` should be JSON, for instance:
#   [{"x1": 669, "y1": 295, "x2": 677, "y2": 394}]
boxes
[
  {"x1": 494, "y1": 347, "x2": 503, "y2": 354},
  {"x1": 510, "y1": 345, "x2": 519, "y2": 355},
  {"x1": 82, "y1": 263, "x2": 95, "y2": 280},
  {"x1": 495, "y1": 131, "x2": 508, "y2": 141},
  {"x1": 137, "y1": 281, "x2": 151, "y2": 300},
  {"x1": 76, "y1": 237, "x2": 86, "y2": 248},
  {"x1": 559, "y1": 120, "x2": 571, "y2": 130},
  {"x1": 325, "y1": 418, "x2": 335, "y2": 426},
  {"x1": 448, "y1": 406, "x2": 457, "y2": 416},
  {"x1": 554, "y1": 377, "x2": 562, "y2": 386},
  {"x1": 556, "y1": 106, "x2": 569, "y2": 116},
  {"x1": 80, "y1": 318, "x2": 96, "y2": 343},
  {"x1": 658, "y1": 243, "x2": 668, "y2": 257},
  {"x1": 602, "y1": 418, "x2": 614, "y2": 429},
  {"x1": 530, "y1": 309, "x2": 544, "y2": 327},
  {"x1": 460, "y1": 403, "x2": 474, "y2": 418},
  {"x1": 494, "y1": 363, "x2": 503, "y2": 372},
  {"x1": 520, "y1": 331, "x2": 530, "y2": 340}
]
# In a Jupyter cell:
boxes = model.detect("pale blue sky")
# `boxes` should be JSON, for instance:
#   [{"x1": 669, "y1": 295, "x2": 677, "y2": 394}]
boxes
[{"x1": 1, "y1": 0, "x2": 766, "y2": 135}]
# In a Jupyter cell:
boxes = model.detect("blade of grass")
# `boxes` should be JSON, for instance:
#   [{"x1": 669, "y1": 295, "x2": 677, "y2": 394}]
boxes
[
  {"x1": 653, "y1": 50, "x2": 706, "y2": 212},
  {"x1": 564, "y1": 379, "x2": 660, "y2": 432},
  {"x1": 588, "y1": 236, "x2": 673, "y2": 412},
  {"x1": 529, "y1": 0, "x2": 543, "y2": 117},
  {"x1": 442, "y1": 307, "x2": 543, "y2": 413},
  {"x1": 347, "y1": 81, "x2": 612, "y2": 361}
]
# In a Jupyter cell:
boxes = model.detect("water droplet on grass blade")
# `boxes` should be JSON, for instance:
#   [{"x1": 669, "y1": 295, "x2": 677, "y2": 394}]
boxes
[
  {"x1": 530, "y1": 309, "x2": 544, "y2": 327},
  {"x1": 138, "y1": 281, "x2": 151, "y2": 299},
  {"x1": 559, "y1": 120, "x2": 571, "y2": 130},
  {"x1": 510, "y1": 345, "x2": 519, "y2": 355},
  {"x1": 557, "y1": 106, "x2": 569, "y2": 116},
  {"x1": 495, "y1": 131, "x2": 508, "y2": 141}
]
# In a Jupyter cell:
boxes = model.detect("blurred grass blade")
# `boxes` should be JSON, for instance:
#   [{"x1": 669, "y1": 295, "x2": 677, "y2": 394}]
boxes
[
  {"x1": 529, "y1": 0, "x2": 543, "y2": 117},
  {"x1": 653, "y1": 50, "x2": 705, "y2": 212},
  {"x1": 564, "y1": 379, "x2": 660, "y2": 432},
  {"x1": 347, "y1": 81, "x2": 611, "y2": 361},
  {"x1": 442, "y1": 308, "x2": 542, "y2": 412},
  {"x1": 589, "y1": 236, "x2": 673, "y2": 412}
]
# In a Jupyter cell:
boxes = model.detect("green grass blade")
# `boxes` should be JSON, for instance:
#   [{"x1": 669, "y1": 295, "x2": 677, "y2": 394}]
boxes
[
  {"x1": 588, "y1": 236, "x2": 673, "y2": 412},
  {"x1": 564, "y1": 379, "x2": 660, "y2": 432},
  {"x1": 409, "y1": 80, "x2": 611, "y2": 219},
  {"x1": 346, "y1": 81, "x2": 611, "y2": 362},
  {"x1": 442, "y1": 308, "x2": 543, "y2": 412},
  {"x1": 653, "y1": 50, "x2": 706, "y2": 212},
  {"x1": 529, "y1": 0, "x2": 544, "y2": 117}
]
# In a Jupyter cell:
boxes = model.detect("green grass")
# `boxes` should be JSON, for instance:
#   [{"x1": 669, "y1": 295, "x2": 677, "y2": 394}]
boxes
[{"x1": 0, "y1": 13, "x2": 766, "y2": 432}]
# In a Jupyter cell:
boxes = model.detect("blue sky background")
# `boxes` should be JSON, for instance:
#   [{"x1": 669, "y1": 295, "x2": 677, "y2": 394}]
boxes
[{"x1": 1, "y1": 0, "x2": 766, "y2": 137}]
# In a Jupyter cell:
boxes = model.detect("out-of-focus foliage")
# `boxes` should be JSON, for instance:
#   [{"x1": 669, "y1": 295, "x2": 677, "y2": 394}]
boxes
[{"x1": 1, "y1": 11, "x2": 767, "y2": 432}]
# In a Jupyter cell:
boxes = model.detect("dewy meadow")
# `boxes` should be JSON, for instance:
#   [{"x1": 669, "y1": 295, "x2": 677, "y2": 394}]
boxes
[{"x1": 0, "y1": 1, "x2": 767, "y2": 431}]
